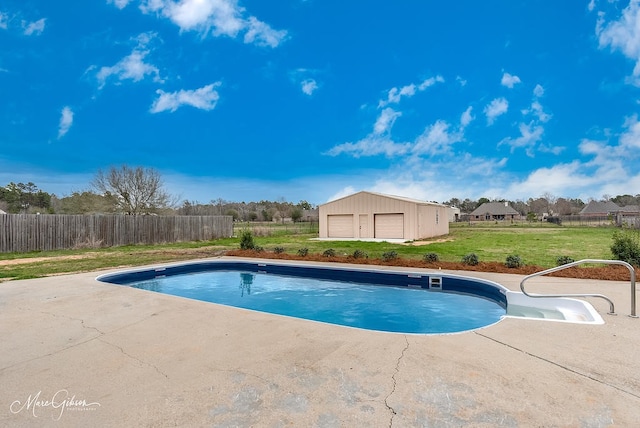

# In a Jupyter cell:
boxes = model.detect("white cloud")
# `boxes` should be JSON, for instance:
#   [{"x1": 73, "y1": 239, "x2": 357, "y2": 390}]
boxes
[
  {"x1": 484, "y1": 97, "x2": 509, "y2": 125},
  {"x1": 522, "y1": 100, "x2": 551, "y2": 123},
  {"x1": 327, "y1": 186, "x2": 358, "y2": 202},
  {"x1": 619, "y1": 113, "x2": 640, "y2": 149},
  {"x1": 418, "y1": 75, "x2": 445, "y2": 90},
  {"x1": 325, "y1": 108, "x2": 407, "y2": 157},
  {"x1": 57, "y1": 106, "x2": 74, "y2": 139},
  {"x1": 325, "y1": 109, "x2": 640, "y2": 203},
  {"x1": 501, "y1": 72, "x2": 521, "y2": 88},
  {"x1": 97, "y1": 51, "x2": 161, "y2": 88},
  {"x1": 357, "y1": 154, "x2": 512, "y2": 203},
  {"x1": 23, "y1": 18, "x2": 45, "y2": 36},
  {"x1": 533, "y1": 84, "x2": 545, "y2": 97},
  {"x1": 579, "y1": 114, "x2": 640, "y2": 164},
  {"x1": 139, "y1": 0, "x2": 287, "y2": 47},
  {"x1": 301, "y1": 79, "x2": 318, "y2": 96},
  {"x1": 150, "y1": 82, "x2": 222, "y2": 113},
  {"x1": 325, "y1": 136, "x2": 410, "y2": 158},
  {"x1": 244, "y1": 16, "x2": 288, "y2": 48},
  {"x1": 505, "y1": 162, "x2": 593, "y2": 198},
  {"x1": 412, "y1": 120, "x2": 462, "y2": 156},
  {"x1": 576, "y1": 115, "x2": 640, "y2": 183},
  {"x1": 373, "y1": 108, "x2": 401, "y2": 134},
  {"x1": 499, "y1": 122, "x2": 544, "y2": 155},
  {"x1": 460, "y1": 106, "x2": 474, "y2": 128},
  {"x1": 96, "y1": 34, "x2": 161, "y2": 89},
  {"x1": 379, "y1": 84, "x2": 416, "y2": 107},
  {"x1": 0, "y1": 12, "x2": 8, "y2": 29},
  {"x1": 588, "y1": 0, "x2": 596, "y2": 12},
  {"x1": 378, "y1": 75, "x2": 443, "y2": 107},
  {"x1": 107, "y1": 0, "x2": 131, "y2": 9},
  {"x1": 327, "y1": 108, "x2": 466, "y2": 160},
  {"x1": 290, "y1": 69, "x2": 321, "y2": 96},
  {"x1": 456, "y1": 76, "x2": 467, "y2": 86},
  {"x1": 597, "y1": 0, "x2": 640, "y2": 85},
  {"x1": 530, "y1": 101, "x2": 551, "y2": 122}
]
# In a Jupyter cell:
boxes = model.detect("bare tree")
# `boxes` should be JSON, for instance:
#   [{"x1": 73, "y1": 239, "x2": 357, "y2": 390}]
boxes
[
  {"x1": 542, "y1": 192, "x2": 557, "y2": 215},
  {"x1": 92, "y1": 165, "x2": 174, "y2": 215},
  {"x1": 554, "y1": 197, "x2": 573, "y2": 216}
]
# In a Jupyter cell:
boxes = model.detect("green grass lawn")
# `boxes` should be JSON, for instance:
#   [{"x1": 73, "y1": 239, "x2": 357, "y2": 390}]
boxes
[
  {"x1": 243, "y1": 222, "x2": 616, "y2": 267},
  {"x1": 0, "y1": 222, "x2": 619, "y2": 281}
]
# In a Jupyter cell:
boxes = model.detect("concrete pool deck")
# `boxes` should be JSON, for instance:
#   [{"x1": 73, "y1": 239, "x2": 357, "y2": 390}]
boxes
[{"x1": 1, "y1": 256, "x2": 639, "y2": 427}]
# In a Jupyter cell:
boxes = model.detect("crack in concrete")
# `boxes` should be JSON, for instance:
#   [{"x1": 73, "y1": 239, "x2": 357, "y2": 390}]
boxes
[
  {"x1": 0, "y1": 334, "x2": 104, "y2": 373},
  {"x1": 0, "y1": 311, "x2": 106, "y2": 372},
  {"x1": 39, "y1": 310, "x2": 106, "y2": 335},
  {"x1": 474, "y1": 331, "x2": 640, "y2": 400},
  {"x1": 1, "y1": 309, "x2": 170, "y2": 381},
  {"x1": 384, "y1": 335, "x2": 409, "y2": 427},
  {"x1": 99, "y1": 338, "x2": 169, "y2": 379},
  {"x1": 47, "y1": 311, "x2": 171, "y2": 380}
]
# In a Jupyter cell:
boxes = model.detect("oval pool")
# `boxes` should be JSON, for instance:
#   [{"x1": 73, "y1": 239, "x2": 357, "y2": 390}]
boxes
[{"x1": 96, "y1": 260, "x2": 509, "y2": 334}]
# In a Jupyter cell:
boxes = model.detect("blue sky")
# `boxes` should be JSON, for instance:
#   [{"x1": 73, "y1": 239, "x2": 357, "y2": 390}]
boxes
[{"x1": 2, "y1": 1, "x2": 640, "y2": 205}]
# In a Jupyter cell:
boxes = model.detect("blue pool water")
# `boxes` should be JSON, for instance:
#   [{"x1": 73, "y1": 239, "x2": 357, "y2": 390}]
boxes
[{"x1": 98, "y1": 261, "x2": 507, "y2": 334}]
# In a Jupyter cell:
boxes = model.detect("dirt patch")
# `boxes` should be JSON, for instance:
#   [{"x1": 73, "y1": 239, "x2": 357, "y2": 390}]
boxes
[
  {"x1": 0, "y1": 254, "x2": 94, "y2": 266},
  {"x1": 402, "y1": 238, "x2": 454, "y2": 246},
  {"x1": 226, "y1": 250, "x2": 638, "y2": 282}
]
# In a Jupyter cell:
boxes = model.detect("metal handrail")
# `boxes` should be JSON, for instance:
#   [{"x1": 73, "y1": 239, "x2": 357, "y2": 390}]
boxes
[{"x1": 519, "y1": 259, "x2": 637, "y2": 318}]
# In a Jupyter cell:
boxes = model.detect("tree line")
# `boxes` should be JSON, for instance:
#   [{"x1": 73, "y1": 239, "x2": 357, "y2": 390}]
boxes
[{"x1": 1, "y1": 165, "x2": 639, "y2": 219}]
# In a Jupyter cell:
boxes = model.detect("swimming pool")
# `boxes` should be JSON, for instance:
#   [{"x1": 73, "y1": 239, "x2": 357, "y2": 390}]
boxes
[{"x1": 97, "y1": 260, "x2": 509, "y2": 334}]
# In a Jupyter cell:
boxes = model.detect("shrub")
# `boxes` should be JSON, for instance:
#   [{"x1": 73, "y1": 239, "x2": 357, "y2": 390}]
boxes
[
  {"x1": 297, "y1": 247, "x2": 309, "y2": 257},
  {"x1": 423, "y1": 252, "x2": 439, "y2": 262},
  {"x1": 352, "y1": 249, "x2": 368, "y2": 259},
  {"x1": 611, "y1": 230, "x2": 640, "y2": 266},
  {"x1": 322, "y1": 248, "x2": 336, "y2": 257},
  {"x1": 239, "y1": 230, "x2": 255, "y2": 250},
  {"x1": 556, "y1": 255, "x2": 575, "y2": 266},
  {"x1": 273, "y1": 246, "x2": 285, "y2": 254},
  {"x1": 461, "y1": 253, "x2": 479, "y2": 266},
  {"x1": 381, "y1": 251, "x2": 399, "y2": 262},
  {"x1": 505, "y1": 255, "x2": 523, "y2": 268},
  {"x1": 253, "y1": 245, "x2": 264, "y2": 253}
]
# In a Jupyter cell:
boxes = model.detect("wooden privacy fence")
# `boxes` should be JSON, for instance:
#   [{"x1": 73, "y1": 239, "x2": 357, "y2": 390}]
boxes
[{"x1": 0, "y1": 214, "x2": 233, "y2": 253}]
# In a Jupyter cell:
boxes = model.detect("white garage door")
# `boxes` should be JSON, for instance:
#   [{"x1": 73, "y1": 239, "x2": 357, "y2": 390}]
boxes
[
  {"x1": 374, "y1": 214, "x2": 404, "y2": 239},
  {"x1": 327, "y1": 214, "x2": 354, "y2": 238}
]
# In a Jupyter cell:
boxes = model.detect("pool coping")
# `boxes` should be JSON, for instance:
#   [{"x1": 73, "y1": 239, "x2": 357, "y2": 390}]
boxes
[{"x1": 1, "y1": 255, "x2": 639, "y2": 426}]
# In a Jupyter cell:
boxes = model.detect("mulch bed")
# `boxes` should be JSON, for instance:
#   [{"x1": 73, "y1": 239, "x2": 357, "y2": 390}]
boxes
[{"x1": 225, "y1": 250, "x2": 637, "y2": 282}]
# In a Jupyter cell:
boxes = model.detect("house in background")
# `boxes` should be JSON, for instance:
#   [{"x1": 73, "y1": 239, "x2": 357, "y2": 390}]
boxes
[
  {"x1": 318, "y1": 191, "x2": 449, "y2": 241},
  {"x1": 579, "y1": 201, "x2": 623, "y2": 216},
  {"x1": 447, "y1": 206, "x2": 461, "y2": 222},
  {"x1": 579, "y1": 201, "x2": 640, "y2": 227},
  {"x1": 469, "y1": 202, "x2": 521, "y2": 221}
]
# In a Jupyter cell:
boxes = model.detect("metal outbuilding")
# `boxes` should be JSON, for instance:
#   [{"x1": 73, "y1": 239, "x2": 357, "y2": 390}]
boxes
[{"x1": 318, "y1": 191, "x2": 449, "y2": 241}]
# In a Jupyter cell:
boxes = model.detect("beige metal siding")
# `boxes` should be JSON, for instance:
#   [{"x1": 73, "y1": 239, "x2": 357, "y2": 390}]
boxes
[
  {"x1": 417, "y1": 205, "x2": 449, "y2": 238},
  {"x1": 318, "y1": 191, "x2": 449, "y2": 240},
  {"x1": 327, "y1": 214, "x2": 354, "y2": 238},
  {"x1": 374, "y1": 213, "x2": 404, "y2": 239}
]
